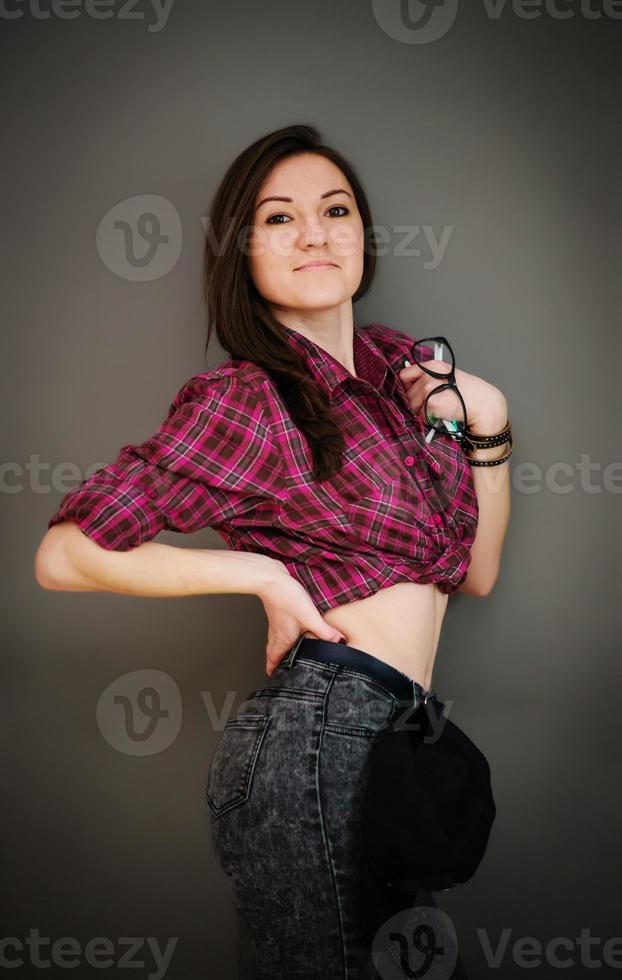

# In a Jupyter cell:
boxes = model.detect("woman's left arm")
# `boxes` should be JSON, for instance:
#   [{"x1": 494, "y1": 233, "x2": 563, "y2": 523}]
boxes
[
  {"x1": 398, "y1": 362, "x2": 512, "y2": 597},
  {"x1": 457, "y1": 395, "x2": 511, "y2": 597}
]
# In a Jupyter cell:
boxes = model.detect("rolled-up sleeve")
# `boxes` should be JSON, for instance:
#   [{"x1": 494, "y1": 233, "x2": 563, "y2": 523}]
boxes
[{"x1": 47, "y1": 373, "x2": 284, "y2": 550}]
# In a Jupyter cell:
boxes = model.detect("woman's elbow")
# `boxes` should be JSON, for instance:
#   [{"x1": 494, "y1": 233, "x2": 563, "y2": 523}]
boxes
[
  {"x1": 458, "y1": 564, "x2": 500, "y2": 598},
  {"x1": 34, "y1": 523, "x2": 81, "y2": 590},
  {"x1": 473, "y1": 578, "x2": 497, "y2": 598}
]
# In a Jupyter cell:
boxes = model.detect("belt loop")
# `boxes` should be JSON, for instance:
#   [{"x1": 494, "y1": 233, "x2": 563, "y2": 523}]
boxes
[{"x1": 285, "y1": 633, "x2": 305, "y2": 669}]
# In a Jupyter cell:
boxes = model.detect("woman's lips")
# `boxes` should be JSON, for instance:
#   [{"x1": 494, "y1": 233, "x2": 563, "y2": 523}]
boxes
[{"x1": 295, "y1": 263, "x2": 338, "y2": 271}]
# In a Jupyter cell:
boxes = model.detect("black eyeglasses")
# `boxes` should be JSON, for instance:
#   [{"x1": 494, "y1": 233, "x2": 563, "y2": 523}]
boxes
[{"x1": 404, "y1": 336, "x2": 469, "y2": 446}]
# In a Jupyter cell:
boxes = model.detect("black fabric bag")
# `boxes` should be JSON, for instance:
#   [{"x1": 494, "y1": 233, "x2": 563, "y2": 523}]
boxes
[{"x1": 362, "y1": 692, "x2": 496, "y2": 894}]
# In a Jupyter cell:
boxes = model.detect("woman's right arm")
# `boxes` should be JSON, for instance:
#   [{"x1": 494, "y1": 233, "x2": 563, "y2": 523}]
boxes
[
  {"x1": 34, "y1": 523, "x2": 347, "y2": 673},
  {"x1": 36, "y1": 374, "x2": 287, "y2": 597},
  {"x1": 34, "y1": 521, "x2": 284, "y2": 597}
]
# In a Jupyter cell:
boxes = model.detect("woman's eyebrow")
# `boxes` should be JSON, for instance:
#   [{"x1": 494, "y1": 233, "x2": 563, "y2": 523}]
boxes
[{"x1": 254, "y1": 188, "x2": 352, "y2": 213}]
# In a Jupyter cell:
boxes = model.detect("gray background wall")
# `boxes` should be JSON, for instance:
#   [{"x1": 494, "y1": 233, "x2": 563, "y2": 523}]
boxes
[{"x1": 2, "y1": 1, "x2": 620, "y2": 977}]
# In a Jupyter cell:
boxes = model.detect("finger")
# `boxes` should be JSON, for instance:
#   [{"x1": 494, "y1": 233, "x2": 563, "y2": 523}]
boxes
[
  {"x1": 305, "y1": 612, "x2": 347, "y2": 644},
  {"x1": 402, "y1": 378, "x2": 430, "y2": 414},
  {"x1": 265, "y1": 642, "x2": 290, "y2": 677},
  {"x1": 398, "y1": 364, "x2": 423, "y2": 383},
  {"x1": 266, "y1": 653, "x2": 284, "y2": 678}
]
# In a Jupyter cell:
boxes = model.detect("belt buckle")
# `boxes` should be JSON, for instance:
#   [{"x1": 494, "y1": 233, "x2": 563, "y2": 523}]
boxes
[{"x1": 284, "y1": 633, "x2": 305, "y2": 669}]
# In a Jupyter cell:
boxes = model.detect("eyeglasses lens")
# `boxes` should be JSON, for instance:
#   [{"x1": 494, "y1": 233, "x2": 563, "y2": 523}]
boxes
[{"x1": 413, "y1": 339, "x2": 465, "y2": 435}]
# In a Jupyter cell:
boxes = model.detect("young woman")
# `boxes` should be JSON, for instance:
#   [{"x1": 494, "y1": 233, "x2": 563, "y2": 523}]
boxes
[{"x1": 35, "y1": 124, "x2": 512, "y2": 979}]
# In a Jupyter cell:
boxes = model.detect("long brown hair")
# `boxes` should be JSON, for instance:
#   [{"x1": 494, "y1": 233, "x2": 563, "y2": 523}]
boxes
[{"x1": 202, "y1": 123, "x2": 378, "y2": 481}]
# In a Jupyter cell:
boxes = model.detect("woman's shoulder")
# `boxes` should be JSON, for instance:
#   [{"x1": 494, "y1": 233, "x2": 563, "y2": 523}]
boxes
[{"x1": 169, "y1": 358, "x2": 273, "y2": 414}]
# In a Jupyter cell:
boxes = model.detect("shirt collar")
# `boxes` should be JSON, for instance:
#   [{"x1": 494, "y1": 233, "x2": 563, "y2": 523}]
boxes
[{"x1": 281, "y1": 323, "x2": 398, "y2": 399}]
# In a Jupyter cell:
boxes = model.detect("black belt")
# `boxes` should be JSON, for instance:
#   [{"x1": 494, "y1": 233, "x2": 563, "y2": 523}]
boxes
[{"x1": 282, "y1": 635, "x2": 434, "y2": 709}]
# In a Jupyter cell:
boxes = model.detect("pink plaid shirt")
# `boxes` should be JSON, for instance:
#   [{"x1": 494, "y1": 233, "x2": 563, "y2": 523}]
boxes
[{"x1": 47, "y1": 323, "x2": 479, "y2": 610}]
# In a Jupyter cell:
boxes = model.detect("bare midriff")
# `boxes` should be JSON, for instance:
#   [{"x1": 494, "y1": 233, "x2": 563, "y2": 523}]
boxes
[{"x1": 303, "y1": 581, "x2": 450, "y2": 691}]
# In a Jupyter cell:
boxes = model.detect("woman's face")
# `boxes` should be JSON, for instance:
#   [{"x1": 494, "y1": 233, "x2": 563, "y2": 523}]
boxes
[{"x1": 247, "y1": 152, "x2": 365, "y2": 316}]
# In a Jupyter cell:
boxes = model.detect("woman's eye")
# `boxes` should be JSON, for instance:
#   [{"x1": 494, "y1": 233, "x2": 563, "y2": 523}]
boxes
[
  {"x1": 266, "y1": 205, "x2": 350, "y2": 225},
  {"x1": 266, "y1": 213, "x2": 291, "y2": 224}
]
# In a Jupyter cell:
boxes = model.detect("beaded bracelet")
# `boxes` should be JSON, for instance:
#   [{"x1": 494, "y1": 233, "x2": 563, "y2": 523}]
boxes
[{"x1": 463, "y1": 420, "x2": 513, "y2": 467}]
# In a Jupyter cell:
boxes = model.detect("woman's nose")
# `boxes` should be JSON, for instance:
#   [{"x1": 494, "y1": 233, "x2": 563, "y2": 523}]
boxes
[{"x1": 297, "y1": 221, "x2": 328, "y2": 245}]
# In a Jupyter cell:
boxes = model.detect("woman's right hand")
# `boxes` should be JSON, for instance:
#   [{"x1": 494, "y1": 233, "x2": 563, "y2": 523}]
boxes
[{"x1": 258, "y1": 563, "x2": 348, "y2": 677}]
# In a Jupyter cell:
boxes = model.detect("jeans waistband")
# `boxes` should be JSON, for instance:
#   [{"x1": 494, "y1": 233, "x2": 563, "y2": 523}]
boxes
[{"x1": 283, "y1": 636, "x2": 434, "y2": 709}]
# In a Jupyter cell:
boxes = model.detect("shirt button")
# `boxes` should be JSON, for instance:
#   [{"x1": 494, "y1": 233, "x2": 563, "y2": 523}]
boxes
[
  {"x1": 404, "y1": 455, "x2": 415, "y2": 467},
  {"x1": 432, "y1": 513, "x2": 443, "y2": 525}
]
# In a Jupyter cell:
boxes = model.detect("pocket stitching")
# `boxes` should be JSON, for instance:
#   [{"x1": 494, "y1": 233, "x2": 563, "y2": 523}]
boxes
[
  {"x1": 324, "y1": 722, "x2": 383, "y2": 738},
  {"x1": 206, "y1": 715, "x2": 271, "y2": 819}
]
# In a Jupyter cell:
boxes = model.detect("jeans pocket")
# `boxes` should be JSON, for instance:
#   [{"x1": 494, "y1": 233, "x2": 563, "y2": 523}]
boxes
[{"x1": 206, "y1": 714, "x2": 271, "y2": 820}]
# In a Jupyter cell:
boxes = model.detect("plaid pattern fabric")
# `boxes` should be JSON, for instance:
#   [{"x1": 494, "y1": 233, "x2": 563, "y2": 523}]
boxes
[{"x1": 47, "y1": 323, "x2": 478, "y2": 610}]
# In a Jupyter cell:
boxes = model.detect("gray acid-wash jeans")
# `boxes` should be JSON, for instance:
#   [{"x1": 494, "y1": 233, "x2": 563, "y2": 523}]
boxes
[{"x1": 206, "y1": 636, "x2": 469, "y2": 980}]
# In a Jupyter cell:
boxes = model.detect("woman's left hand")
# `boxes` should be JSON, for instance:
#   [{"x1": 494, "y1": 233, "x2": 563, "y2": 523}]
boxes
[{"x1": 398, "y1": 360, "x2": 508, "y2": 434}]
